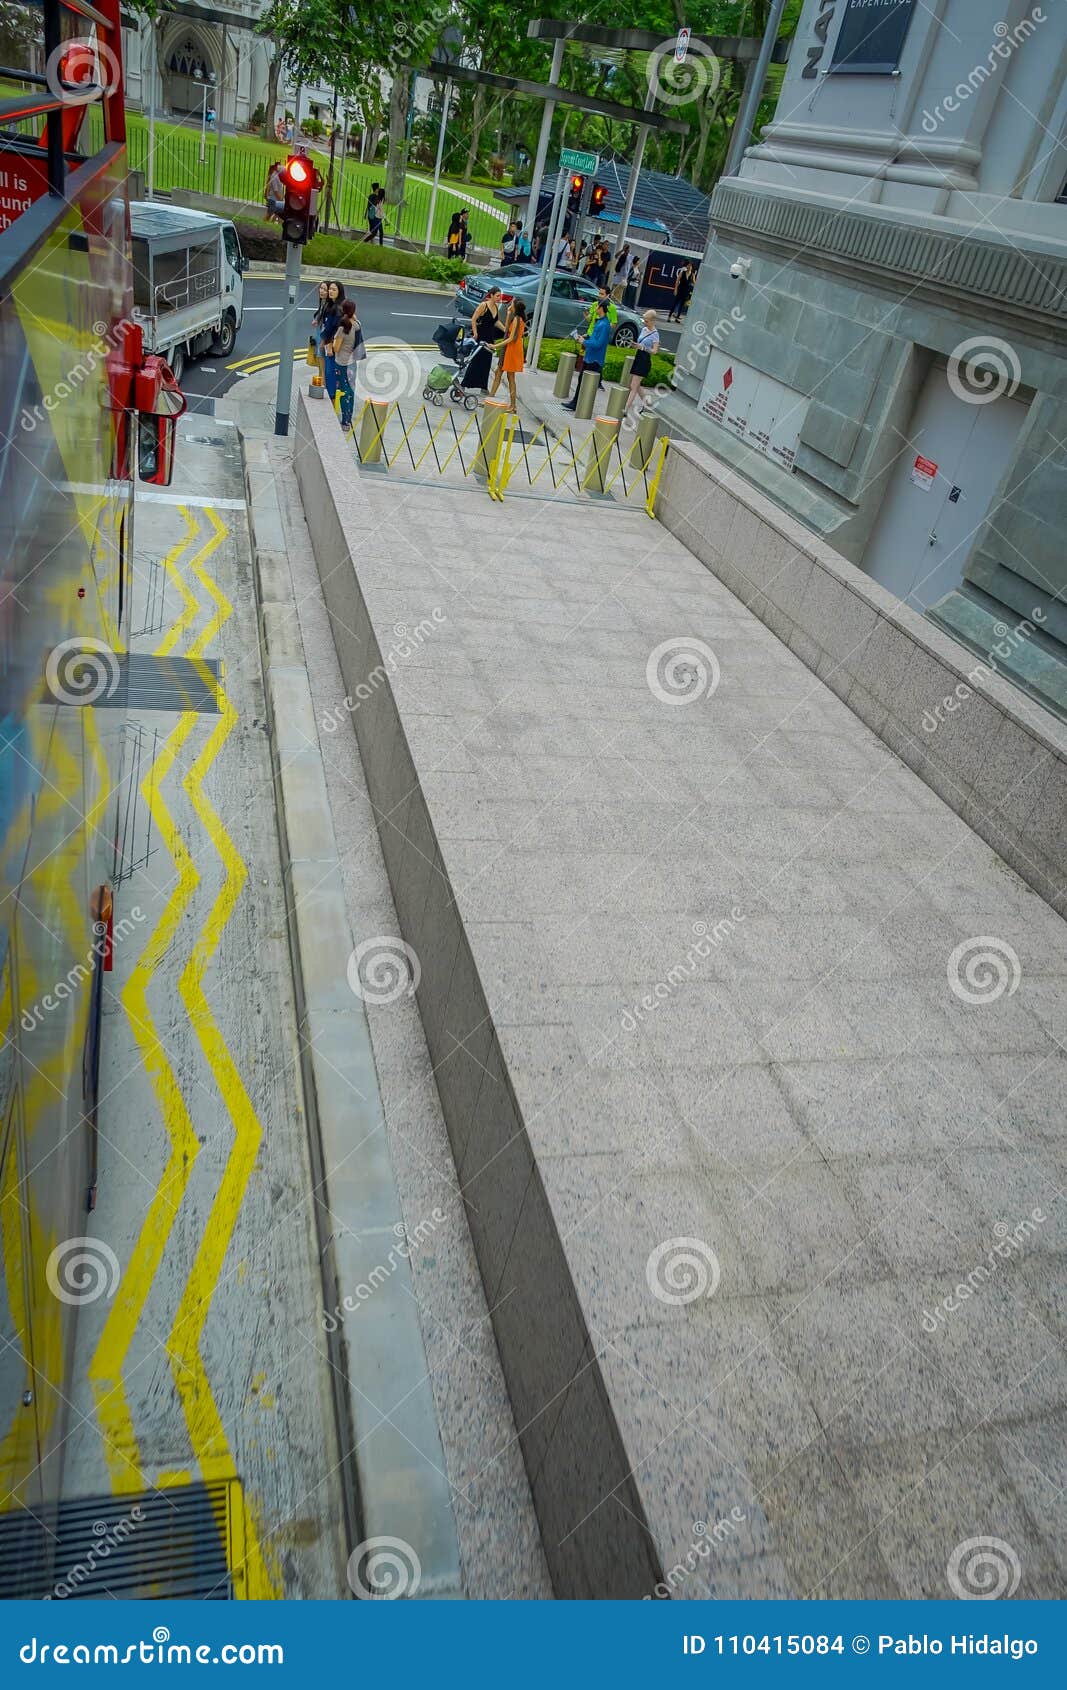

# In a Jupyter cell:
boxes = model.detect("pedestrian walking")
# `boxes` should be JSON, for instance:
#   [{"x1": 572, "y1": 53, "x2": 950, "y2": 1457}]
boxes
[
  {"x1": 462, "y1": 285, "x2": 505, "y2": 392},
  {"x1": 625, "y1": 310, "x2": 659, "y2": 416},
  {"x1": 500, "y1": 220, "x2": 519, "y2": 266},
  {"x1": 489, "y1": 298, "x2": 527, "y2": 412},
  {"x1": 265, "y1": 163, "x2": 285, "y2": 222},
  {"x1": 668, "y1": 261, "x2": 695, "y2": 322},
  {"x1": 624, "y1": 252, "x2": 642, "y2": 309},
  {"x1": 319, "y1": 280, "x2": 346, "y2": 401},
  {"x1": 330, "y1": 299, "x2": 364, "y2": 430},
  {"x1": 446, "y1": 211, "x2": 463, "y2": 257},
  {"x1": 559, "y1": 286, "x2": 618, "y2": 407},
  {"x1": 611, "y1": 243, "x2": 631, "y2": 301},
  {"x1": 561, "y1": 300, "x2": 611, "y2": 412},
  {"x1": 363, "y1": 182, "x2": 385, "y2": 244},
  {"x1": 458, "y1": 209, "x2": 470, "y2": 258}
]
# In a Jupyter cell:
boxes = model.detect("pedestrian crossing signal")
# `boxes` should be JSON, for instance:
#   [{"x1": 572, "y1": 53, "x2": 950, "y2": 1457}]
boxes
[
  {"x1": 282, "y1": 154, "x2": 321, "y2": 245},
  {"x1": 568, "y1": 174, "x2": 585, "y2": 213},
  {"x1": 590, "y1": 183, "x2": 608, "y2": 213}
]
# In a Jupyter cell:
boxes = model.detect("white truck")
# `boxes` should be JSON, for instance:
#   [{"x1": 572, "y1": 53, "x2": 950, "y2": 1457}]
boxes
[{"x1": 130, "y1": 201, "x2": 246, "y2": 381}]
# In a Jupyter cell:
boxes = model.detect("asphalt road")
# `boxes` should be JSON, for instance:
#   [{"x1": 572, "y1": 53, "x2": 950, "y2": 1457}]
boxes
[
  {"x1": 179, "y1": 275, "x2": 455, "y2": 410},
  {"x1": 179, "y1": 273, "x2": 683, "y2": 413}
]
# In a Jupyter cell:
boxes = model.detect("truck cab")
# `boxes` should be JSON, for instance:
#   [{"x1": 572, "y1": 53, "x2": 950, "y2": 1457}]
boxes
[{"x1": 130, "y1": 202, "x2": 246, "y2": 380}]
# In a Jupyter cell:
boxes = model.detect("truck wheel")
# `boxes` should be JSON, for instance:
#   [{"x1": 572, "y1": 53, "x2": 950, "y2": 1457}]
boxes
[
  {"x1": 212, "y1": 312, "x2": 236, "y2": 356},
  {"x1": 168, "y1": 345, "x2": 185, "y2": 383}
]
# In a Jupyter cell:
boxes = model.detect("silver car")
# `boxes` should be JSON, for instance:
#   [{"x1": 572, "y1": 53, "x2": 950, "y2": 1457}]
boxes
[{"x1": 453, "y1": 268, "x2": 642, "y2": 347}]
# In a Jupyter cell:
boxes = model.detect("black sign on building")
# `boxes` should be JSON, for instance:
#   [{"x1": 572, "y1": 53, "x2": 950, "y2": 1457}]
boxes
[{"x1": 829, "y1": 0, "x2": 917, "y2": 75}]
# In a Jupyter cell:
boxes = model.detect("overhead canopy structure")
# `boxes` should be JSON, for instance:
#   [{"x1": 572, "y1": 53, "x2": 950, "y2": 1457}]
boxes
[
  {"x1": 496, "y1": 157, "x2": 712, "y2": 252},
  {"x1": 428, "y1": 60, "x2": 688, "y2": 136},
  {"x1": 527, "y1": 18, "x2": 792, "y2": 66}
]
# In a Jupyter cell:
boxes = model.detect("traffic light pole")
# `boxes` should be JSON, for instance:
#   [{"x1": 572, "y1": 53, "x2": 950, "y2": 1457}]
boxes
[
  {"x1": 274, "y1": 238, "x2": 303, "y2": 438},
  {"x1": 526, "y1": 171, "x2": 569, "y2": 377}
]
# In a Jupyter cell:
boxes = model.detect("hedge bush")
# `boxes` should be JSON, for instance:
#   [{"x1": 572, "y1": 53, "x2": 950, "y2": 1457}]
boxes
[
  {"x1": 234, "y1": 223, "x2": 474, "y2": 283},
  {"x1": 534, "y1": 338, "x2": 676, "y2": 389}
]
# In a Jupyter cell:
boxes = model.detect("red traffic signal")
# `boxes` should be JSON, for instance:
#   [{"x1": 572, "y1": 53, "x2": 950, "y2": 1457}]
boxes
[
  {"x1": 590, "y1": 183, "x2": 607, "y2": 213},
  {"x1": 281, "y1": 153, "x2": 321, "y2": 245},
  {"x1": 567, "y1": 173, "x2": 585, "y2": 212}
]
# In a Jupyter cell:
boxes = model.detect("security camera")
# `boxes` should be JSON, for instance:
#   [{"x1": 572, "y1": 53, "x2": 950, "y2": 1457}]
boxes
[{"x1": 729, "y1": 257, "x2": 751, "y2": 280}]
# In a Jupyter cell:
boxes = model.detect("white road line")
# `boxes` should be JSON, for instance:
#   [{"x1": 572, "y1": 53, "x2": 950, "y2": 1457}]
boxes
[
  {"x1": 137, "y1": 491, "x2": 248, "y2": 509},
  {"x1": 244, "y1": 304, "x2": 284, "y2": 311},
  {"x1": 390, "y1": 311, "x2": 449, "y2": 318}
]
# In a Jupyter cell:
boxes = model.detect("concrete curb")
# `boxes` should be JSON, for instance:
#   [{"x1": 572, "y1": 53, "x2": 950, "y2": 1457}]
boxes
[
  {"x1": 239, "y1": 429, "x2": 465, "y2": 1598},
  {"x1": 246, "y1": 261, "x2": 455, "y2": 293}
]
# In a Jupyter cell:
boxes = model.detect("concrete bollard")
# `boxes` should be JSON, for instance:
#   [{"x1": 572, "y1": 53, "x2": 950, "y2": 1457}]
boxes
[
  {"x1": 574, "y1": 367, "x2": 602, "y2": 421},
  {"x1": 629, "y1": 409, "x2": 661, "y2": 471},
  {"x1": 582, "y1": 416, "x2": 619, "y2": 495},
  {"x1": 619, "y1": 354, "x2": 635, "y2": 385},
  {"x1": 358, "y1": 398, "x2": 390, "y2": 465},
  {"x1": 473, "y1": 398, "x2": 511, "y2": 483},
  {"x1": 553, "y1": 351, "x2": 577, "y2": 399},
  {"x1": 308, "y1": 379, "x2": 326, "y2": 402},
  {"x1": 603, "y1": 383, "x2": 627, "y2": 422}
]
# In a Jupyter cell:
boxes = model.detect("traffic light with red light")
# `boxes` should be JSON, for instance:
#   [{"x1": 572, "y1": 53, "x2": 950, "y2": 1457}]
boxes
[
  {"x1": 590, "y1": 183, "x2": 607, "y2": 213},
  {"x1": 567, "y1": 173, "x2": 585, "y2": 213},
  {"x1": 281, "y1": 153, "x2": 322, "y2": 245}
]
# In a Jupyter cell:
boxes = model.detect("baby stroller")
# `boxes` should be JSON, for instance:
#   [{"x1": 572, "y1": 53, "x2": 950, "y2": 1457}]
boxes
[{"x1": 425, "y1": 324, "x2": 481, "y2": 409}]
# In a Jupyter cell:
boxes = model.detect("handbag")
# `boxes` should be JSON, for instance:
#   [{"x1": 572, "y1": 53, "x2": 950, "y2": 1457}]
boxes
[{"x1": 351, "y1": 323, "x2": 367, "y2": 364}]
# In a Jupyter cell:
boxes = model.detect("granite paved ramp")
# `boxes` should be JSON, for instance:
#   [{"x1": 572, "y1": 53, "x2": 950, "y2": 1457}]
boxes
[{"x1": 294, "y1": 390, "x2": 1067, "y2": 1602}]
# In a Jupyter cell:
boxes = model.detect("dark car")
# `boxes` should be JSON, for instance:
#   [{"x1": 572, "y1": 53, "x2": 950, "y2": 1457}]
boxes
[{"x1": 453, "y1": 267, "x2": 642, "y2": 347}]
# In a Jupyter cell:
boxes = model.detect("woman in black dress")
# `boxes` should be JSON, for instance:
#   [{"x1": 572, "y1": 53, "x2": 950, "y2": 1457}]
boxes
[{"x1": 461, "y1": 287, "x2": 505, "y2": 391}]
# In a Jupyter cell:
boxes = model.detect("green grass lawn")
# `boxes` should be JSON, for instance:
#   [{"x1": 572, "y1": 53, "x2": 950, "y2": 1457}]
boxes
[
  {"x1": 536, "y1": 338, "x2": 675, "y2": 389},
  {"x1": 0, "y1": 85, "x2": 503, "y2": 248}
]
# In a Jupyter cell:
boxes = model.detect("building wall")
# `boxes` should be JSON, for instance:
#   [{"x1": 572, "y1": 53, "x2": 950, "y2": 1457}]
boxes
[{"x1": 662, "y1": 0, "x2": 1067, "y2": 719}]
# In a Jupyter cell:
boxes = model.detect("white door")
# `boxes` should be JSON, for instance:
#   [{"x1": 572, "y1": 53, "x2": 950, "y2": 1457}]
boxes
[{"x1": 863, "y1": 364, "x2": 1027, "y2": 611}]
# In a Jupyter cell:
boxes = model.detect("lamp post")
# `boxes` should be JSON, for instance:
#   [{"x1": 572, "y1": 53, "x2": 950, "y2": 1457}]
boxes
[{"x1": 198, "y1": 69, "x2": 217, "y2": 168}]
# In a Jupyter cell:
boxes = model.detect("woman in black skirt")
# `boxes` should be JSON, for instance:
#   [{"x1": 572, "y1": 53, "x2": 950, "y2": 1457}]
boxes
[{"x1": 625, "y1": 310, "x2": 660, "y2": 416}]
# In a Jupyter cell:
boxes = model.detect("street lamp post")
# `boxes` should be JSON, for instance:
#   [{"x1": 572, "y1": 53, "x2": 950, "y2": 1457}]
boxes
[{"x1": 198, "y1": 70, "x2": 216, "y2": 168}]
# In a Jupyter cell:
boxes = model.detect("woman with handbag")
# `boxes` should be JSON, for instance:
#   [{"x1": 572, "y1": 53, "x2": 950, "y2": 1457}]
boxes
[
  {"x1": 319, "y1": 280, "x2": 346, "y2": 403},
  {"x1": 309, "y1": 279, "x2": 330, "y2": 379},
  {"x1": 461, "y1": 286, "x2": 505, "y2": 393},
  {"x1": 330, "y1": 300, "x2": 363, "y2": 431}
]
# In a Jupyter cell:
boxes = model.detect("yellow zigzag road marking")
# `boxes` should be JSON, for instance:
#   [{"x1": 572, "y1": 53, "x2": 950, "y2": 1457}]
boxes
[
  {"x1": 88, "y1": 510, "x2": 208, "y2": 1491},
  {"x1": 156, "y1": 507, "x2": 204, "y2": 660},
  {"x1": 165, "y1": 506, "x2": 279, "y2": 1597}
]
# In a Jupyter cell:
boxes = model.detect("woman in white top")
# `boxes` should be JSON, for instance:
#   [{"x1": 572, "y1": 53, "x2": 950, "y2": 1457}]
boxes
[
  {"x1": 626, "y1": 310, "x2": 660, "y2": 414},
  {"x1": 557, "y1": 235, "x2": 576, "y2": 270}
]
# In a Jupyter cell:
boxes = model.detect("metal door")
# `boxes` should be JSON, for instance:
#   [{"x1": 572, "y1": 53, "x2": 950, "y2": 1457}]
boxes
[{"x1": 862, "y1": 364, "x2": 1026, "y2": 611}]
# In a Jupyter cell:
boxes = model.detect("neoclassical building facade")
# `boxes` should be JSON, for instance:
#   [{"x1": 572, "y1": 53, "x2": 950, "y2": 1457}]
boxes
[{"x1": 122, "y1": 2, "x2": 333, "y2": 131}]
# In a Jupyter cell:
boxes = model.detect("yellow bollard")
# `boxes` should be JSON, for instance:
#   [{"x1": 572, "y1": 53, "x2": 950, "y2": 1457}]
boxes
[
  {"x1": 553, "y1": 351, "x2": 577, "y2": 399},
  {"x1": 603, "y1": 383, "x2": 628, "y2": 422},
  {"x1": 619, "y1": 354, "x2": 635, "y2": 385},
  {"x1": 358, "y1": 399, "x2": 390, "y2": 466},
  {"x1": 574, "y1": 367, "x2": 602, "y2": 421},
  {"x1": 629, "y1": 409, "x2": 661, "y2": 471},
  {"x1": 473, "y1": 398, "x2": 510, "y2": 489},
  {"x1": 582, "y1": 415, "x2": 620, "y2": 496}
]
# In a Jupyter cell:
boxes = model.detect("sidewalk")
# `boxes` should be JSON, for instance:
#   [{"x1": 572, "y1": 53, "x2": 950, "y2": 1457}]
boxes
[{"x1": 294, "y1": 385, "x2": 1067, "y2": 1600}]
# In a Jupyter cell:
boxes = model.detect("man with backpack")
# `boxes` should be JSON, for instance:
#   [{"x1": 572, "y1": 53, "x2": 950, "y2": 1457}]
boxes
[{"x1": 363, "y1": 183, "x2": 385, "y2": 245}]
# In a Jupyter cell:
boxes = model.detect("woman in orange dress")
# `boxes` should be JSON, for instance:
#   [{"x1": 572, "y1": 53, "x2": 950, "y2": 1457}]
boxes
[{"x1": 489, "y1": 298, "x2": 527, "y2": 413}]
